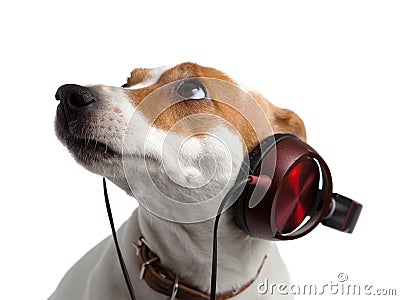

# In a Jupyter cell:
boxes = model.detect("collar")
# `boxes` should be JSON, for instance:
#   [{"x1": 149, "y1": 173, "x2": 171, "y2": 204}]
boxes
[{"x1": 133, "y1": 237, "x2": 266, "y2": 300}]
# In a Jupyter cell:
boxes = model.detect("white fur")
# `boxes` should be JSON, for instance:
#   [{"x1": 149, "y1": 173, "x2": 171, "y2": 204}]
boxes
[
  {"x1": 50, "y1": 72, "x2": 293, "y2": 299},
  {"x1": 49, "y1": 210, "x2": 291, "y2": 300},
  {"x1": 123, "y1": 124, "x2": 245, "y2": 222}
]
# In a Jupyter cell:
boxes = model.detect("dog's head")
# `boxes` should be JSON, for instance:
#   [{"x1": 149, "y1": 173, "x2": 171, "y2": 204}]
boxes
[{"x1": 55, "y1": 62, "x2": 305, "y2": 222}]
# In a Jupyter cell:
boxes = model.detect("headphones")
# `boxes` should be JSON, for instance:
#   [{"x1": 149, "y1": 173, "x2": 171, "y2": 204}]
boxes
[{"x1": 233, "y1": 133, "x2": 362, "y2": 240}]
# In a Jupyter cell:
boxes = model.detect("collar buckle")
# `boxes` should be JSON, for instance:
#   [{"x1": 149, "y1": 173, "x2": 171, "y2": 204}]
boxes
[
  {"x1": 166, "y1": 276, "x2": 179, "y2": 300},
  {"x1": 132, "y1": 237, "x2": 152, "y2": 256},
  {"x1": 133, "y1": 237, "x2": 160, "y2": 280},
  {"x1": 139, "y1": 256, "x2": 159, "y2": 280}
]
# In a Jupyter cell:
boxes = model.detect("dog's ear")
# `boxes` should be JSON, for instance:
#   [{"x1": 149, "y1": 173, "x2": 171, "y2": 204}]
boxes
[
  {"x1": 269, "y1": 103, "x2": 307, "y2": 141},
  {"x1": 249, "y1": 91, "x2": 306, "y2": 141}
]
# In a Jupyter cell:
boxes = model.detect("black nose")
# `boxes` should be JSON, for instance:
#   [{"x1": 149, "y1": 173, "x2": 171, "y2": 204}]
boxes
[{"x1": 55, "y1": 84, "x2": 96, "y2": 108}]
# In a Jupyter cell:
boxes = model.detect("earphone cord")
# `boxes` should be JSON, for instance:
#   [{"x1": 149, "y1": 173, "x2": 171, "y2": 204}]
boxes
[
  {"x1": 210, "y1": 177, "x2": 250, "y2": 300},
  {"x1": 103, "y1": 176, "x2": 249, "y2": 300},
  {"x1": 209, "y1": 214, "x2": 221, "y2": 300},
  {"x1": 103, "y1": 178, "x2": 136, "y2": 300}
]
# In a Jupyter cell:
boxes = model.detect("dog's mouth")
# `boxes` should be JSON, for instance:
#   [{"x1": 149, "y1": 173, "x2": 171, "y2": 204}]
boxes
[
  {"x1": 59, "y1": 134, "x2": 120, "y2": 166},
  {"x1": 55, "y1": 102, "x2": 122, "y2": 163},
  {"x1": 73, "y1": 136, "x2": 118, "y2": 158}
]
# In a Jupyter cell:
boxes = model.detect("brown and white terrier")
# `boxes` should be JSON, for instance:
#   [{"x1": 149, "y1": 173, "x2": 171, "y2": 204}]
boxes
[{"x1": 50, "y1": 63, "x2": 306, "y2": 299}]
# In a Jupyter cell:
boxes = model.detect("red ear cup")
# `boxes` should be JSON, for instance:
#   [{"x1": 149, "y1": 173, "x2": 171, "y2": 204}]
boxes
[
  {"x1": 275, "y1": 158, "x2": 320, "y2": 233},
  {"x1": 234, "y1": 134, "x2": 333, "y2": 240}
]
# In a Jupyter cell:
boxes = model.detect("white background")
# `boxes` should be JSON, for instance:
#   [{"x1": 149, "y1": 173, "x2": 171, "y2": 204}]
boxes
[{"x1": 1, "y1": 0, "x2": 399, "y2": 299}]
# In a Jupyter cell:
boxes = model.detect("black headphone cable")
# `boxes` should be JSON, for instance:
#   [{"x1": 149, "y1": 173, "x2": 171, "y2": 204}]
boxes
[
  {"x1": 103, "y1": 178, "x2": 136, "y2": 300},
  {"x1": 102, "y1": 176, "x2": 250, "y2": 300}
]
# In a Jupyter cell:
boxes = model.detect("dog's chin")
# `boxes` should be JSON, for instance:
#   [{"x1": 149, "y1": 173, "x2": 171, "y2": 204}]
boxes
[
  {"x1": 55, "y1": 113, "x2": 120, "y2": 164},
  {"x1": 58, "y1": 133, "x2": 119, "y2": 165},
  {"x1": 55, "y1": 122, "x2": 155, "y2": 197},
  {"x1": 60, "y1": 138, "x2": 137, "y2": 196}
]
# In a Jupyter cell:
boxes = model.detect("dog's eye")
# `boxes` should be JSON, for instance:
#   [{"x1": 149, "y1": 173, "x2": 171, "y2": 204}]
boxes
[{"x1": 176, "y1": 79, "x2": 207, "y2": 100}]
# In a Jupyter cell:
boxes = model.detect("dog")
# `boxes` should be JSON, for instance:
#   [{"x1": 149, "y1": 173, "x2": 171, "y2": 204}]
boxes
[{"x1": 51, "y1": 62, "x2": 306, "y2": 299}]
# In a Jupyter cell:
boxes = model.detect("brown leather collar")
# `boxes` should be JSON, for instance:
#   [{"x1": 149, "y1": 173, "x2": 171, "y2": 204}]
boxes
[{"x1": 134, "y1": 237, "x2": 266, "y2": 300}]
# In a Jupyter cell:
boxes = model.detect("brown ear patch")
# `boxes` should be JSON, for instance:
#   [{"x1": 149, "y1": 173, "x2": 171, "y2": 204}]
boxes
[
  {"x1": 124, "y1": 68, "x2": 152, "y2": 87},
  {"x1": 270, "y1": 105, "x2": 307, "y2": 141},
  {"x1": 249, "y1": 91, "x2": 307, "y2": 142}
]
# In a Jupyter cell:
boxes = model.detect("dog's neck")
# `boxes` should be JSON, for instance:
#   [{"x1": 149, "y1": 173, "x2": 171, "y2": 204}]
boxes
[{"x1": 137, "y1": 205, "x2": 273, "y2": 294}]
